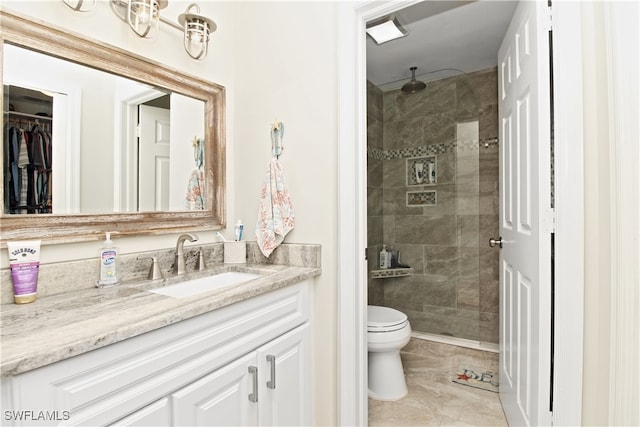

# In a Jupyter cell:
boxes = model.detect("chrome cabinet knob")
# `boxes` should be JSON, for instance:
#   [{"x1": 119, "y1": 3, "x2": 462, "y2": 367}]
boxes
[{"x1": 489, "y1": 237, "x2": 503, "y2": 248}]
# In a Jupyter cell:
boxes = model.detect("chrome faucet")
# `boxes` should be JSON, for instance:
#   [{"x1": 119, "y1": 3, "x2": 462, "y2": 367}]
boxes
[{"x1": 173, "y1": 233, "x2": 199, "y2": 275}]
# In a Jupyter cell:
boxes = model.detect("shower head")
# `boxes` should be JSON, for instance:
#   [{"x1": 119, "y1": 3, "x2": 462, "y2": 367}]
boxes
[{"x1": 401, "y1": 66, "x2": 427, "y2": 94}]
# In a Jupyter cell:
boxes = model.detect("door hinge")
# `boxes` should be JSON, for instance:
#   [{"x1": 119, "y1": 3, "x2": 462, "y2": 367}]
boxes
[
  {"x1": 364, "y1": 248, "x2": 368, "y2": 261},
  {"x1": 136, "y1": 123, "x2": 141, "y2": 138},
  {"x1": 546, "y1": 2, "x2": 553, "y2": 31},
  {"x1": 544, "y1": 207, "x2": 556, "y2": 233}
]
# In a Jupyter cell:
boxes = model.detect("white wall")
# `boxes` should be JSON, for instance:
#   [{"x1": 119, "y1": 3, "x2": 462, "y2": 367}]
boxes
[
  {"x1": 231, "y1": 3, "x2": 338, "y2": 424},
  {"x1": 580, "y1": 1, "x2": 640, "y2": 425}
]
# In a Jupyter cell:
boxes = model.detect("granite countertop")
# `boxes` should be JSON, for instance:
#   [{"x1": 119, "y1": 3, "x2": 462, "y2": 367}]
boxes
[{"x1": 0, "y1": 263, "x2": 320, "y2": 377}]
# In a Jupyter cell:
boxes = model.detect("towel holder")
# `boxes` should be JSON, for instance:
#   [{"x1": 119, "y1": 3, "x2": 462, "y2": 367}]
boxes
[{"x1": 271, "y1": 120, "x2": 284, "y2": 159}]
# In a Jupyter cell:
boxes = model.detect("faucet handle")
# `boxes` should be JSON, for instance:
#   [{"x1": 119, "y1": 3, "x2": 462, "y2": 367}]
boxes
[
  {"x1": 138, "y1": 256, "x2": 164, "y2": 280},
  {"x1": 196, "y1": 248, "x2": 207, "y2": 271}
]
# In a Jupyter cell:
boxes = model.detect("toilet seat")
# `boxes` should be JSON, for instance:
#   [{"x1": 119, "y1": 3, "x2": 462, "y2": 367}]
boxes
[{"x1": 367, "y1": 305, "x2": 408, "y2": 332}]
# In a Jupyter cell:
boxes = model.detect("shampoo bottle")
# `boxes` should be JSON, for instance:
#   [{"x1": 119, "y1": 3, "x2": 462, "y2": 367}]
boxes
[
  {"x1": 379, "y1": 245, "x2": 388, "y2": 269},
  {"x1": 97, "y1": 232, "x2": 120, "y2": 287}
]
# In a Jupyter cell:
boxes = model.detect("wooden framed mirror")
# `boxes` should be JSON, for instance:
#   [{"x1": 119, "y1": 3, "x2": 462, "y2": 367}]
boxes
[{"x1": 0, "y1": 10, "x2": 226, "y2": 244}]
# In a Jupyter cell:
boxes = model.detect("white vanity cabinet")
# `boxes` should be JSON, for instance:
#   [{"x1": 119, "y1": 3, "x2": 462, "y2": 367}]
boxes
[
  {"x1": 171, "y1": 323, "x2": 310, "y2": 426},
  {"x1": 1, "y1": 281, "x2": 312, "y2": 427}
]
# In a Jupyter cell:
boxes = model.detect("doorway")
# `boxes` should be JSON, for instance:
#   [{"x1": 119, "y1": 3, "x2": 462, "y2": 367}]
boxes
[{"x1": 336, "y1": 1, "x2": 584, "y2": 426}]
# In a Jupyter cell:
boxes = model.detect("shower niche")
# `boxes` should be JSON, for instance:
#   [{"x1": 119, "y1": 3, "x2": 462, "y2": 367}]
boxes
[
  {"x1": 406, "y1": 156, "x2": 436, "y2": 186},
  {"x1": 406, "y1": 156, "x2": 437, "y2": 207}
]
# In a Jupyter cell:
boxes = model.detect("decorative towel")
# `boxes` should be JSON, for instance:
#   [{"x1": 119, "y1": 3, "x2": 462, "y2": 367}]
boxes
[
  {"x1": 185, "y1": 169, "x2": 205, "y2": 210},
  {"x1": 255, "y1": 157, "x2": 295, "y2": 257},
  {"x1": 185, "y1": 137, "x2": 205, "y2": 210}
]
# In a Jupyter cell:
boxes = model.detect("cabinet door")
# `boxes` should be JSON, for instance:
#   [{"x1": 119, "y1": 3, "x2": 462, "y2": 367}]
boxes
[
  {"x1": 171, "y1": 353, "x2": 258, "y2": 427},
  {"x1": 110, "y1": 398, "x2": 171, "y2": 426},
  {"x1": 258, "y1": 323, "x2": 311, "y2": 426}
]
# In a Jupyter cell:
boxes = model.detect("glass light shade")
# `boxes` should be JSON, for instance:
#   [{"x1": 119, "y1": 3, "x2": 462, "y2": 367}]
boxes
[
  {"x1": 178, "y1": 4, "x2": 216, "y2": 60},
  {"x1": 127, "y1": 0, "x2": 161, "y2": 38}
]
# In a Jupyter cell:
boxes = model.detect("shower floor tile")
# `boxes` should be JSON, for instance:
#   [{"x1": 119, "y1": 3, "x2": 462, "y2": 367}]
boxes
[{"x1": 368, "y1": 338, "x2": 507, "y2": 427}]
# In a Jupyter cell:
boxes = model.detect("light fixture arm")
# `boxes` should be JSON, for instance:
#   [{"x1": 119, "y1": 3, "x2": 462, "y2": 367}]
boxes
[{"x1": 105, "y1": 0, "x2": 214, "y2": 60}]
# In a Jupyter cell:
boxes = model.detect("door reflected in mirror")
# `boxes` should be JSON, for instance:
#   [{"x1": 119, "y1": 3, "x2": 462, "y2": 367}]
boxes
[{"x1": 2, "y1": 44, "x2": 206, "y2": 215}]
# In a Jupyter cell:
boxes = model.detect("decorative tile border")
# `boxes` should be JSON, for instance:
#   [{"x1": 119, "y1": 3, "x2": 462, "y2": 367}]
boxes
[
  {"x1": 407, "y1": 190, "x2": 437, "y2": 207},
  {"x1": 367, "y1": 137, "x2": 498, "y2": 161}
]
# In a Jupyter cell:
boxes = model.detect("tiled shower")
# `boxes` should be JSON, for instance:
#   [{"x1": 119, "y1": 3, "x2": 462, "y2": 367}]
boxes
[{"x1": 367, "y1": 68, "x2": 500, "y2": 344}]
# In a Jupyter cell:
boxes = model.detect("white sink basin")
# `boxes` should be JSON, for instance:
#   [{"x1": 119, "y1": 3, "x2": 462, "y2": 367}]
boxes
[{"x1": 148, "y1": 272, "x2": 262, "y2": 298}]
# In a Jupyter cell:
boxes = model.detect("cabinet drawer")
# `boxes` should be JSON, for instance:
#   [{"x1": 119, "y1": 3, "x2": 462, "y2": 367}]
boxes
[{"x1": 3, "y1": 281, "x2": 310, "y2": 426}]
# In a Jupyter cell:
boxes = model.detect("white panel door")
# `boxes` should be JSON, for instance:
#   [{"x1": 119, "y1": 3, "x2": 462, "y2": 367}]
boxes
[
  {"x1": 111, "y1": 398, "x2": 171, "y2": 426},
  {"x1": 498, "y1": 1, "x2": 552, "y2": 426},
  {"x1": 171, "y1": 352, "x2": 258, "y2": 427},
  {"x1": 138, "y1": 104, "x2": 170, "y2": 211},
  {"x1": 257, "y1": 323, "x2": 311, "y2": 427}
]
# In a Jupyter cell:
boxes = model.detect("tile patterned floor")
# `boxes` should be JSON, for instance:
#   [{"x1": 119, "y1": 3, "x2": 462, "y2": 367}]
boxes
[{"x1": 368, "y1": 338, "x2": 508, "y2": 427}]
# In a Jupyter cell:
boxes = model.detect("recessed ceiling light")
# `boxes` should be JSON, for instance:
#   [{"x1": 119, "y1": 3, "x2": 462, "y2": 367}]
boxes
[{"x1": 366, "y1": 16, "x2": 407, "y2": 45}]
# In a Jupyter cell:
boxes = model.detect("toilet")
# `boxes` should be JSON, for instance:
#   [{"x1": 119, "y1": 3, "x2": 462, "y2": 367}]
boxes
[{"x1": 367, "y1": 305, "x2": 412, "y2": 401}]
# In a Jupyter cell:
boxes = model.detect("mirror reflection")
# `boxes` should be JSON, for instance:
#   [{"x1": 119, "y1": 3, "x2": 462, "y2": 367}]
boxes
[{"x1": 3, "y1": 43, "x2": 205, "y2": 215}]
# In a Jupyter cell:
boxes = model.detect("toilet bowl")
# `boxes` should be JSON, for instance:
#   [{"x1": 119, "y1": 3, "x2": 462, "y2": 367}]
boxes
[{"x1": 367, "y1": 305, "x2": 411, "y2": 401}]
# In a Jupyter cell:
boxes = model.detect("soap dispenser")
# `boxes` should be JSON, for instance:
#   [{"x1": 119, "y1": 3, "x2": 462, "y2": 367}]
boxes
[{"x1": 97, "y1": 232, "x2": 120, "y2": 287}]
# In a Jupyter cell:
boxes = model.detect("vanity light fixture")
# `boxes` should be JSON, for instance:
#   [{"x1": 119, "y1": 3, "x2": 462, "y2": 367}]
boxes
[
  {"x1": 178, "y1": 4, "x2": 217, "y2": 60},
  {"x1": 62, "y1": 0, "x2": 97, "y2": 12},
  {"x1": 73, "y1": 0, "x2": 218, "y2": 60},
  {"x1": 366, "y1": 16, "x2": 407, "y2": 45}
]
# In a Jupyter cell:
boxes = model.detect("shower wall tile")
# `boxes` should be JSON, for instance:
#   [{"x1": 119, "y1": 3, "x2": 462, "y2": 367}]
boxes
[
  {"x1": 367, "y1": 216, "x2": 383, "y2": 247},
  {"x1": 421, "y1": 275, "x2": 457, "y2": 308},
  {"x1": 424, "y1": 245, "x2": 458, "y2": 278},
  {"x1": 457, "y1": 279, "x2": 480, "y2": 311},
  {"x1": 458, "y1": 247, "x2": 480, "y2": 281},
  {"x1": 391, "y1": 244, "x2": 425, "y2": 274},
  {"x1": 394, "y1": 214, "x2": 457, "y2": 246},
  {"x1": 456, "y1": 149, "x2": 481, "y2": 184},
  {"x1": 457, "y1": 215, "x2": 480, "y2": 248},
  {"x1": 470, "y1": 67, "x2": 498, "y2": 108},
  {"x1": 480, "y1": 280, "x2": 500, "y2": 314},
  {"x1": 382, "y1": 158, "x2": 408, "y2": 188},
  {"x1": 480, "y1": 311, "x2": 499, "y2": 343},
  {"x1": 367, "y1": 81, "x2": 384, "y2": 306},
  {"x1": 434, "y1": 152, "x2": 456, "y2": 185},
  {"x1": 383, "y1": 187, "x2": 417, "y2": 216},
  {"x1": 382, "y1": 215, "x2": 396, "y2": 244},
  {"x1": 384, "y1": 116, "x2": 425, "y2": 150},
  {"x1": 421, "y1": 184, "x2": 456, "y2": 217},
  {"x1": 423, "y1": 81, "x2": 457, "y2": 115},
  {"x1": 456, "y1": 181, "x2": 480, "y2": 215},
  {"x1": 479, "y1": 214, "x2": 499, "y2": 243},
  {"x1": 455, "y1": 77, "x2": 480, "y2": 122},
  {"x1": 383, "y1": 276, "x2": 432, "y2": 312},
  {"x1": 480, "y1": 249, "x2": 499, "y2": 284},
  {"x1": 368, "y1": 186, "x2": 383, "y2": 216},
  {"x1": 479, "y1": 145, "x2": 499, "y2": 181},
  {"x1": 368, "y1": 157, "x2": 383, "y2": 188},
  {"x1": 423, "y1": 112, "x2": 457, "y2": 146},
  {"x1": 479, "y1": 180, "x2": 499, "y2": 215},
  {"x1": 479, "y1": 104, "x2": 499, "y2": 141}
]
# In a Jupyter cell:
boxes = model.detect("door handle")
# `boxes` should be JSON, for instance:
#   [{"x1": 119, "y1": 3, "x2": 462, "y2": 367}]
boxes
[
  {"x1": 489, "y1": 236, "x2": 503, "y2": 248},
  {"x1": 248, "y1": 366, "x2": 258, "y2": 402},
  {"x1": 266, "y1": 355, "x2": 276, "y2": 389}
]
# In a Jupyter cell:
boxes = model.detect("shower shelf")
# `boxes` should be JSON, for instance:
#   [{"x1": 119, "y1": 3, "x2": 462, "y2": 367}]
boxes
[{"x1": 370, "y1": 268, "x2": 413, "y2": 279}]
